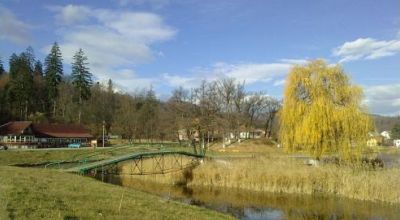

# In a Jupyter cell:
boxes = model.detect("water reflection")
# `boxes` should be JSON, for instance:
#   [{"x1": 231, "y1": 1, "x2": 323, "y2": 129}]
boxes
[{"x1": 95, "y1": 174, "x2": 400, "y2": 220}]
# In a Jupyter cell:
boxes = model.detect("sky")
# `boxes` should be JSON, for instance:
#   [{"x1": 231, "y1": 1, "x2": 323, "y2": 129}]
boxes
[{"x1": 0, "y1": 0, "x2": 399, "y2": 115}]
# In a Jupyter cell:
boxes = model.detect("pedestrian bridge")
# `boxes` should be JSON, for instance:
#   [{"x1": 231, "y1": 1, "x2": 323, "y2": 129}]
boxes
[{"x1": 56, "y1": 150, "x2": 205, "y2": 175}]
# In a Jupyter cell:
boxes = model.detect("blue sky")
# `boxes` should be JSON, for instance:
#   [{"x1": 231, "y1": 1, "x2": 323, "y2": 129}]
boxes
[{"x1": 0, "y1": 0, "x2": 399, "y2": 115}]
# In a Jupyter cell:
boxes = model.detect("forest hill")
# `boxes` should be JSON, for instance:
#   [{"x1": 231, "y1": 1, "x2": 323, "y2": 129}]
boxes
[{"x1": 0, "y1": 45, "x2": 281, "y2": 145}]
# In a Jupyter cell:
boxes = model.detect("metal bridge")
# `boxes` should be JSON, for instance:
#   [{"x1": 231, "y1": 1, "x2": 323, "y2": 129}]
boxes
[{"x1": 64, "y1": 150, "x2": 205, "y2": 175}]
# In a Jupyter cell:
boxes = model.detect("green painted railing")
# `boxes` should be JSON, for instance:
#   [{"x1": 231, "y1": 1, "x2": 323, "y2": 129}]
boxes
[{"x1": 65, "y1": 150, "x2": 205, "y2": 174}]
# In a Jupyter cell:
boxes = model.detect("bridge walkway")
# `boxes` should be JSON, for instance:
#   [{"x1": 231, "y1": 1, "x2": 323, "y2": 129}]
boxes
[{"x1": 64, "y1": 150, "x2": 204, "y2": 174}]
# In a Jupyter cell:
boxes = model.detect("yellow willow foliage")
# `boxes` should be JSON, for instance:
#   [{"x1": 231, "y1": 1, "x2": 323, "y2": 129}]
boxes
[{"x1": 279, "y1": 60, "x2": 372, "y2": 160}]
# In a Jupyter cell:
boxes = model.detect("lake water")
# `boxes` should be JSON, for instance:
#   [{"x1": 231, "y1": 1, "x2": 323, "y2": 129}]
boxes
[{"x1": 94, "y1": 173, "x2": 400, "y2": 220}]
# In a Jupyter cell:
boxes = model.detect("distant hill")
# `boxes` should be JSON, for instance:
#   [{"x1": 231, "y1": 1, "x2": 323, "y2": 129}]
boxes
[{"x1": 371, "y1": 114, "x2": 400, "y2": 132}]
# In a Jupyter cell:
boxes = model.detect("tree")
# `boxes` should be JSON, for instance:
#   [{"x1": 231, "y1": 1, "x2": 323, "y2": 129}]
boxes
[
  {"x1": 71, "y1": 48, "x2": 93, "y2": 123},
  {"x1": 56, "y1": 79, "x2": 77, "y2": 122},
  {"x1": 44, "y1": 42, "x2": 63, "y2": 117},
  {"x1": 279, "y1": 60, "x2": 372, "y2": 160},
  {"x1": 33, "y1": 61, "x2": 43, "y2": 77},
  {"x1": 139, "y1": 88, "x2": 159, "y2": 142},
  {"x1": 114, "y1": 94, "x2": 137, "y2": 141},
  {"x1": 7, "y1": 50, "x2": 34, "y2": 119},
  {"x1": 391, "y1": 123, "x2": 400, "y2": 140},
  {"x1": 33, "y1": 60, "x2": 47, "y2": 113},
  {"x1": 263, "y1": 97, "x2": 281, "y2": 138},
  {"x1": 244, "y1": 92, "x2": 266, "y2": 137},
  {"x1": 104, "y1": 79, "x2": 116, "y2": 134},
  {"x1": 0, "y1": 57, "x2": 4, "y2": 75}
]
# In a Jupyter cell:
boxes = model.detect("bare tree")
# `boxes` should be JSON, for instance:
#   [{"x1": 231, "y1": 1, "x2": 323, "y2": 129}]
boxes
[{"x1": 263, "y1": 97, "x2": 281, "y2": 138}]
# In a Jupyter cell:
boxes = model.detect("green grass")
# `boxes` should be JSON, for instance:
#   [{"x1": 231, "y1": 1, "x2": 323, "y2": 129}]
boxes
[
  {"x1": 0, "y1": 147, "x2": 233, "y2": 220},
  {"x1": 0, "y1": 166, "x2": 231, "y2": 220},
  {"x1": 0, "y1": 144, "x2": 193, "y2": 166}
]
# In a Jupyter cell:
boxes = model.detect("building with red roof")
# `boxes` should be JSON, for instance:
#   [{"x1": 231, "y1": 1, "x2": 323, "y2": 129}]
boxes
[{"x1": 0, "y1": 121, "x2": 93, "y2": 149}]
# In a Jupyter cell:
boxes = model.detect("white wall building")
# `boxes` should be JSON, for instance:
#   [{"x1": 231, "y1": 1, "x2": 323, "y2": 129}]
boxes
[
  {"x1": 394, "y1": 139, "x2": 400, "y2": 148},
  {"x1": 381, "y1": 131, "x2": 391, "y2": 139}
]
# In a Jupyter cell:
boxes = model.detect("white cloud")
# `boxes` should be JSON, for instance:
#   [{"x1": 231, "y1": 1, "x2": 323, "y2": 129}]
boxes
[
  {"x1": 117, "y1": 0, "x2": 170, "y2": 9},
  {"x1": 0, "y1": 5, "x2": 30, "y2": 45},
  {"x1": 216, "y1": 62, "x2": 291, "y2": 84},
  {"x1": 162, "y1": 73, "x2": 200, "y2": 89},
  {"x1": 333, "y1": 38, "x2": 400, "y2": 63},
  {"x1": 278, "y1": 59, "x2": 309, "y2": 65},
  {"x1": 364, "y1": 84, "x2": 400, "y2": 115},
  {"x1": 53, "y1": 4, "x2": 91, "y2": 25},
  {"x1": 163, "y1": 59, "x2": 307, "y2": 88},
  {"x1": 273, "y1": 79, "x2": 286, "y2": 86},
  {"x1": 46, "y1": 5, "x2": 176, "y2": 91}
]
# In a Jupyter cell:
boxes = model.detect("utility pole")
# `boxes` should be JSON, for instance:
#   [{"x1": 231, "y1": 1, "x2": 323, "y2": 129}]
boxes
[{"x1": 102, "y1": 120, "x2": 105, "y2": 148}]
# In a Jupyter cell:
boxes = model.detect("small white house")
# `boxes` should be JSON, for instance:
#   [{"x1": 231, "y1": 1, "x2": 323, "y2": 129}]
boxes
[
  {"x1": 381, "y1": 131, "x2": 391, "y2": 140},
  {"x1": 394, "y1": 139, "x2": 400, "y2": 148}
]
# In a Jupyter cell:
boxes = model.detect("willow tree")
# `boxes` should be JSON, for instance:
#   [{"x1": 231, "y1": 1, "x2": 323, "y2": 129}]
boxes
[{"x1": 280, "y1": 60, "x2": 372, "y2": 160}]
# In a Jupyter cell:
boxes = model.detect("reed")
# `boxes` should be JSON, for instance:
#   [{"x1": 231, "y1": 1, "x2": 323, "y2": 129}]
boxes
[
  {"x1": 190, "y1": 142, "x2": 400, "y2": 204},
  {"x1": 126, "y1": 140, "x2": 400, "y2": 204}
]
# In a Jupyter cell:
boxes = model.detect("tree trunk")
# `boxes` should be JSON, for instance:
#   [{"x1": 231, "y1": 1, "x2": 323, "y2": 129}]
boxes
[
  {"x1": 53, "y1": 100, "x2": 56, "y2": 118},
  {"x1": 25, "y1": 100, "x2": 28, "y2": 120},
  {"x1": 78, "y1": 95, "x2": 82, "y2": 123}
]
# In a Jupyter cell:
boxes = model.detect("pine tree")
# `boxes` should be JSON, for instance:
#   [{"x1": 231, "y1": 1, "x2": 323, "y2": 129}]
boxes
[
  {"x1": 0, "y1": 57, "x2": 4, "y2": 75},
  {"x1": 105, "y1": 79, "x2": 116, "y2": 133},
  {"x1": 44, "y1": 42, "x2": 63, "y2": 117},
  {"x1": 279, "y1": 60, "x2": 372, "y2": 161},
  {"x1": 392, "y1": 124, "x2": 400, "y2": 140},
  {"x1": 7, "y1": 50, "x2": 34, "y2": 119},
  {"x1": 25, "y1": 46, "x2": 35, "y2": 70},
  {"x1": 33, "y1": 60, "x2": 47, "y2": 113},
  {"x1": 71, "y1": 48, "x2": 93, "y2": 123},
  {"x1": 33, "y1": 61, "x2": 43, "y2": 76}
]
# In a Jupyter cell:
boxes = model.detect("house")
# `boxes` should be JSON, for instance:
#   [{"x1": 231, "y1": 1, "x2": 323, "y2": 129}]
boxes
[
  {"x1": 394, "y1": 139, "x2": 400, "y2": 148},
  {"x1": 367, "y1": 138, "x2": 378, "y2": 147},
  {"x1": 381, "y1": 131, "x2": 391, "y2": 140},
  {"x1": 0, "y1": 121, "x2": 93, "y2": 149},
  {"x1": 238, "y1": 129, "x2": 265, "y2": 139},
  {"x1": 367, "y1": 132, "x2": 383, "y2": 147},
  {"x1": 177, "y1": 129, "x2": 200, "y2": 142}
]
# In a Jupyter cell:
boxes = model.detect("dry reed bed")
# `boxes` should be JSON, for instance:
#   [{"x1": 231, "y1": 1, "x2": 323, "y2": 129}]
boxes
[
  {"x1": 120, "y1": 141, "x2": 400, "y2": 204},
  {"x1": 190, "y1": 154, "x2": 400, "y2": 204}
]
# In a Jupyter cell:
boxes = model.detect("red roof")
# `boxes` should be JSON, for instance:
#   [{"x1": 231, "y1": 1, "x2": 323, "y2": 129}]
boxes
[
  {"x1": 32, "y1": 123, "x2": 93, "y2": 138},
  {"x1": 0, "y1": 121, "x2": 92, "y2": 138},
  {"x1": 0, "y1": 121, "x2": 32, "y2": 135}
]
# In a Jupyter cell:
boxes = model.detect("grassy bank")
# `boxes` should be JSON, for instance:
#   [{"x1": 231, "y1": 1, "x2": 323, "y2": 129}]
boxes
[
  {"x1": 125, "y1": 139, "x2": 400, "y2": 204},
  {"x1": 0, "y1": 166, "x2": 231, "y2": 219},
  {"x1": 0, "y1": 148, "x2": 233, "y2": 219},
  {"x1": 0, "y1": 144, "x2": 182, "y2": 166}
]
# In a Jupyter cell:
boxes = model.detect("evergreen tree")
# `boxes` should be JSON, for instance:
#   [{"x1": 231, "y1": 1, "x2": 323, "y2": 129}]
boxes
[
  {"x1": 0, "y1": 57, "x2": 4, "y2": 75},
  {"x1": 105, "y1": 79, "x2": 116, "y2": 134},
  {"x1": 71, "y1": 48, "x2": 93, "y2": 123},
  {"x1": 44, "y1": 42, "x2": 63, "y2": 117},
  {"x1": 25, "y1": 46, "x2": 36, "y2": 70},
  {"x1": 7, "y1": 51, "x2": 34, "y2": 119},
  {"x1": 392, "y1": 123, "x2": 400, "y2": 140},
  {"x1": 33, "y1": 61, "x2": 43, "y2": 76},
  {"x1": 33, "y1": 60, "x2": 46, "y2": 113}
]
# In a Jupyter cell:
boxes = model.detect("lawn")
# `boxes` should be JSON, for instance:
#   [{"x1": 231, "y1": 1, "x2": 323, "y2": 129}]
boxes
[
  {"x1": 0, "y1": 143, "x2": 189, "y2": 166},
  {"x1": 0, "y1": 147, "x2": 233, "y2": 220}
]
